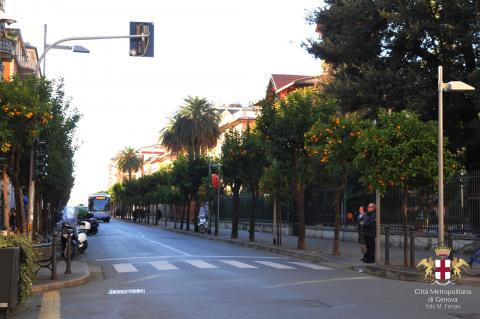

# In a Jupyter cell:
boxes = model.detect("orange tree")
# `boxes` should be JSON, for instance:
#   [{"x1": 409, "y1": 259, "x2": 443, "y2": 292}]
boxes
[
  {"x1": 239, "y1": 127, "x2": 268, "y2": 242},
  {"x1": 306, "y1": 111, "x2": 370, "y2": 255},
  {"x1": 354, "y1": 110, "x2": 458, "y2": 267},
  {"x1": 0, "y1": 76, "x2": 53, "y2": 232},
  {"x1": 220, "y1": 129, "x2": 243, "y2": 239},
  {"x1": 256, "y1": 88, "x2": 336, "y2": 249}
]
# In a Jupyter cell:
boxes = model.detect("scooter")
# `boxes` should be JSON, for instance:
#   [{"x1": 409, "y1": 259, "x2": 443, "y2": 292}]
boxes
[
  {"x1": 76, "y1": 221, "x2": 89, "y2": 253},
  {"x1": 59, "y1": 222, "x2": 79, "y2": 259},
  {"x1": 198, "y1": 214, "x2": 208, "y2": 233},
  {"x1": 87, "y1": 217, "x2": 99, "y2": 235}
]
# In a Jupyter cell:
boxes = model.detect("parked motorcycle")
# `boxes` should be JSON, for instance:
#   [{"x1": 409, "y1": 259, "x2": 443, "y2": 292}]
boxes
[
  {"x1": 87, "y1": 217, "x2": 99, "y2": 235},
  {"x1": 76, "y1": 221, "x2": 90, "y2": 253},
  {"x1": 59, "y1": 221, "x2": 88, "y2": 259},
  {"x1": 59, "y1": 221, "x2": 79, "y2": 259}
]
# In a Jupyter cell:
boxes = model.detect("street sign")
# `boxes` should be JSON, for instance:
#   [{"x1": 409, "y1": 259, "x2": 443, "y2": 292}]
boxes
[{"x1": 129, "y1": 21, "x2": 154, "y2": 57}]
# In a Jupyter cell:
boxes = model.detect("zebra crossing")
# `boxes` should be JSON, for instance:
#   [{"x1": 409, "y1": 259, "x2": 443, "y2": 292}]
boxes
[{"x1": 109, "y1": 259, "x2": 333, "y2": 274}]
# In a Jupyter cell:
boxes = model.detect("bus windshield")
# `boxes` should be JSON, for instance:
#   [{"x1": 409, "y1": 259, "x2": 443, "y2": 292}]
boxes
[{"x1": 89, "y1": 195, "x2": 110, "y2": 212}]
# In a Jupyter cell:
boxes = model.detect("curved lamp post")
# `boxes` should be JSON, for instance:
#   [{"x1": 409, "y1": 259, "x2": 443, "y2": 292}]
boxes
[{"x1": 437, "y1": 66, "x2": 475, "y2": 246}]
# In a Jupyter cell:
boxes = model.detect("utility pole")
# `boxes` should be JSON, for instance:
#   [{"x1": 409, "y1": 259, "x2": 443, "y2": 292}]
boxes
[{"x1": 43, "y1": 24, "x2": 46, "y2": 76}]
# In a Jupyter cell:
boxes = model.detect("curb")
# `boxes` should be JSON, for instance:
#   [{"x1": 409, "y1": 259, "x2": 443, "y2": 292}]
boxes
[
  {"x1": 32, "y1": 263, "x2": 92, "y2": 294},
  {"x1": 153, "y1": 223, "x2": 480, "y2": 285}
]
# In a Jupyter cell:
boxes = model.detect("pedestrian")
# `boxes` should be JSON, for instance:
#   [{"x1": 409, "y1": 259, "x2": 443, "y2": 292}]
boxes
[
  {"x1": 156, "y1": 208, "x2": 162, "y2": 225},
  {"x1": 357, "y1": 206, "x2": 367, "y2": 262},
  {"x1": 363, "y1": 203, "x2": 376, "y2": 263},
  {"x1": 9, "y1": 208, "x2": 16, "y2": 232}
]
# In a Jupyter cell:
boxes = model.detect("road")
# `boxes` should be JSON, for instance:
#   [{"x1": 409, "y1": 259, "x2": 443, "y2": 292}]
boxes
[{"x1": 15, "y1": 219, "x2": 480, "y2": 319}]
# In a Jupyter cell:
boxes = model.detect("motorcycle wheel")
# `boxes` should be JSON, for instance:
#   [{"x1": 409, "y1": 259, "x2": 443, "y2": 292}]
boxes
[
  {"x1": 199, "y1": 224, "x2": 206, "y2": 233},
  {"x1": 78, "y1": 241, "x2": 88, "y2": 254},
  {"x1": 88, "y1": 227, "x2": 98, "y2": 235}
]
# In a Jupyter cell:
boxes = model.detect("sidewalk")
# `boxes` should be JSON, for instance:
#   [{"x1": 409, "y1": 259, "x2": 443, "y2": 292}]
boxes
[
  {"x1": 136, "y1": 219, "x2": 480, "y2": 285},
  {"x1": 32, "y1": 260, "x2": 92, "y2": 293}
]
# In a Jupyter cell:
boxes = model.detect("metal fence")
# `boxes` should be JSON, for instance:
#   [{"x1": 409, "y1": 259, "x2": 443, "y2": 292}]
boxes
[{"x1": 220, "y1": 171, "x2": 480, "y2": 234}]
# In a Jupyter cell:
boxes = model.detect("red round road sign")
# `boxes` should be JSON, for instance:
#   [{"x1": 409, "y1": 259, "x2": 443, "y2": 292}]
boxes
[{"x1": 211, "y1": 174, "x2": 219, "y2": 189}]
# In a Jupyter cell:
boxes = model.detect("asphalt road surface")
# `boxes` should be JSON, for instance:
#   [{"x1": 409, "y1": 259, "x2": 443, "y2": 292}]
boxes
[{"x1": 14, "y1": 219, "x2": 480, "y2": 319}]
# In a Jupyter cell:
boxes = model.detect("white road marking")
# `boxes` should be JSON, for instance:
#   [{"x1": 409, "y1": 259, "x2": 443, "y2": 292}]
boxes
[
  {"x1": 288, "y1": 262, "x2": 333, "y2": 270},
  {"x1": 149, "y1": 261, "x2": 178, "y2": 271},
  {"x1": 220, "y1": 260, "x2": 258, "y2": 269},
  {"x1": 141, "y1": 235, "x2": 192, "y2": 256},
  {"x1": 265, "y1": 277, "x2": 377, "y2": 289},
  {"x1": 124, "y1": 275, "x2": 161, "y2": 284},
  {"x1": 94, "y1": 255, "x2": 185, "y2": 262},
  {"x1": 113, "y1": 263, "x2": 138, "y2": 273},
  {"x1": 254, "y1": 261, "x2": 295, "y2": 269},
  {"x1": 94, "y1": 255, "x2": 287, "y2": 262},
  {"x1": 184, "y1": 260, "x2": 218, "y2": 269},
  {"x1": 107, "y1": 289, "x2": 145, "y2": 295}
]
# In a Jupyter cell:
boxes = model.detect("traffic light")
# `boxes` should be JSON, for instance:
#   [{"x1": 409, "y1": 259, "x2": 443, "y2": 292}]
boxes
[
  {"x1": 34, "y1": 140, "x2": 48, "y2": 179},
  {"x1": 129, "y1": 21, "x2": 154, "y2": 57}
]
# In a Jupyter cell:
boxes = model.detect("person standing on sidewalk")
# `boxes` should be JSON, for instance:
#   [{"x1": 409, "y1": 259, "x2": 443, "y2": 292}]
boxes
[
  {"x1": 363, "y1": 203, "x2": 376, "y2": 263},
  {"x1": 357, "y1": 206, "x2": 367, "y2": 261}
]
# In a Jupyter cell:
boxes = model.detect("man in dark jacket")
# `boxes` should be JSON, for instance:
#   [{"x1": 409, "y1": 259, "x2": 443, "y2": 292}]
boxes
[
  {"x1": 357, "y1": 206, "x2": 367, "y2": 261},
  {"x1": 363, "y1": 203, "x2": 376, "y2": 263}
]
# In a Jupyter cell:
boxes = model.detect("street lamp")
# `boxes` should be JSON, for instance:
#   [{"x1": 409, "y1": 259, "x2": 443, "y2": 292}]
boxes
[
  {"x1": 437, "y1": 65, "x2": 475, "y2": 246},
  {"x1": 42, "y1": 25, "x2": 91, "y2": 76}
]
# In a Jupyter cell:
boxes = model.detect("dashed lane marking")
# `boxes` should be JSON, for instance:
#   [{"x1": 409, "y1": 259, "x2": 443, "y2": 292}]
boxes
[
  {"x1": 112, "y1": 263, "x2": 138, "y2": 273},
  {"x1": 254, "y1": 260, "x2": 296, "y2": 269},
  {"x1": 220, "y1": 260, "x2": 258, "y2": 269},
  {"x1": 149, "y1": 260, "x2": 178, "y2": 271},
  {"x1": 184, "y1": 260, "x2": 218, "y2": 269},
  {"x1": 288, "y1": 262, "x2": 333, "y2": 270}
]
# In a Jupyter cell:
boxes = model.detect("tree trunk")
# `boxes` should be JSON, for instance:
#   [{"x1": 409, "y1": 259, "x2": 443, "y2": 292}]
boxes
[
  {"x1": 180, "y1": 200, "x2": 187, "y2": 230},
  {"x1": 277, "y1": 203, "x2": 282, "y2": 245},
  {"x1": 2, "y1": 166, "x2": 9, "y2": 232},
  {"x1": 12, "y1": 148, "x2": 26, "y2": 233},
  {"x1": 332, "y1": 175, "x2": 347, "y2": 255},
  {"x1": 186, "y1": 198, "x2": 192, "y2": 231},
  {"x1": 174, "y1": 204, "x2": 178, "y2": 229},
  {"x1": 193, "y1": 200, "x2": 199, "y2": 232},
  {"x1": 402, "y1": 186, "x2": 409, "y2": 269},
  {"x1": 231, "y1": 184, "x2": 240, "y2": 239},
  {"x1": 249, "y1": 188, "x2": 258, "y2": 242},
  {"x1": 292, "y1": 182, "x2": 306, "y2": 250}
]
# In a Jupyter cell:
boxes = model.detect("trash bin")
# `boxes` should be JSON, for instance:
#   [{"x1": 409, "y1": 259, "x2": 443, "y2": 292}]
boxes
[{"x1": 0, "y1": 247, "x2": 20, "y2": 310}]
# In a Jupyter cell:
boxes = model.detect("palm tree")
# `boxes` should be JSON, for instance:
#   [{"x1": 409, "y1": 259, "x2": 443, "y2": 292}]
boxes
[
  {"x1": 160, "y1": 96, "x2": 220, "y2": 155},
  {"x1": 116, "y1": 147, "x2": 143, "y2": 181}
]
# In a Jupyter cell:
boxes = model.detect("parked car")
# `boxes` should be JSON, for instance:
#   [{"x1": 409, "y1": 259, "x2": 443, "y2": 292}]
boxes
[{"x1": 93, "y1": 211, "x2": 111, "y2": 223}]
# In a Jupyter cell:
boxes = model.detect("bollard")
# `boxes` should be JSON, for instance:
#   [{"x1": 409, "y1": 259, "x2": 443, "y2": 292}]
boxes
[
  {"x1": 409, "y1": 226, "x2": 415, "y2": 269},
  {"x1": 51, "y1": 231, "x2": 59, "y2": 280},
  {"x1": 384, "y1": 226, "x2": 390, "y2": 265},
  {"x1": 64, "y1": 229, "x2": 72, "y2": 275}
]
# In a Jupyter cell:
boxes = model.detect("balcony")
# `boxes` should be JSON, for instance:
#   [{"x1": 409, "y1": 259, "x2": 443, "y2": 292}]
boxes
[
  {"x1": 0, "y1": 37, "x2": 14, "y2": 61},
  {"x1": 15, "y1": 51, "x2": 36, "y2": 73}
]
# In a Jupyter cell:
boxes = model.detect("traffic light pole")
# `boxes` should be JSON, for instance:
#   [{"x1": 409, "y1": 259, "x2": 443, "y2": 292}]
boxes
[{"x1": 35, "y1": 33, "x2": 150, "y2": 75}]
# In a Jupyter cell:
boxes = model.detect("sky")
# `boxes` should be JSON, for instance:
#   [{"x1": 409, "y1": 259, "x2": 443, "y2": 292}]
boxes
[{"x1": 5, "y1": 0, "x2": 322, "y2": 206}]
